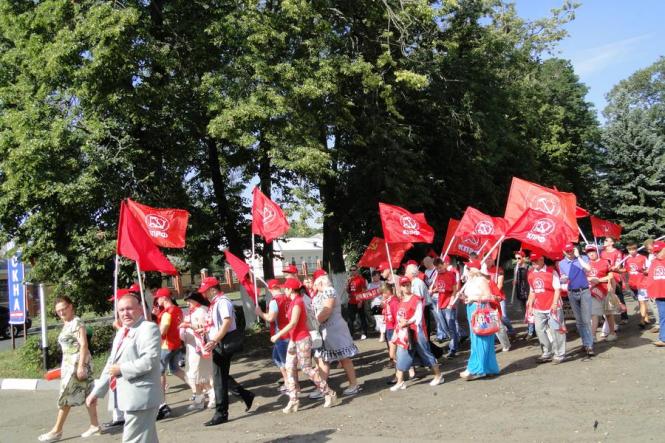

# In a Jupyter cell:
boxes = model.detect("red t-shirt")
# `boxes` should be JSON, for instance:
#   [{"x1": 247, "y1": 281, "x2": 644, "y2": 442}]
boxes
[
  {"x1": 601, "y1": 249, "x2": 623, "y2": 283},
  {"x1": 269, "y1": 294, "x2": 291, "y2": 336},
  {"x1": 161, "y1": 305, "x2": 183, "y2": 351},
  {"x1": 528, "y1": 267, "x2": 558, "y2": 311},
  {"x1": 625, "y1": 254, "x2": 647, "y2": 290},
  {"x1": 588, "y1": 259, "x2": 611, "y2": 298},
  {"x1": 286, "y1": 296, "x2": 310, "y2": 341},
  {"x1": 396, "y1": 295, "x2": 423, "y2": 335},
  {"x1": 646, "y1": 258, "x2": 665, "y2": 299},
  {"x1": 432, "y1": 271, "x2": 457, "y2": 309},
  {"x1": 383, "y1": 296, "x2": 400, "y2": 330},
  {"x1": 347, "y1": 275, "x2": 367, "y2": 305}
]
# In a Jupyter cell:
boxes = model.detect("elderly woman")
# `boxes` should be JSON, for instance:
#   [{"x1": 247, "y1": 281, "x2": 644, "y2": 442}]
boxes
[
  {"x1": 39, "y1": 296, "x2": 99, "y2": 442},
  {"x1": 390, "y1": 277, "x2": 444, "y2": 391},
  {"x1": 460, "y1": 260, "x2": 501, "y2": 380},
  {"x1": 271, "y1": 278, "x2": 338, "y2": 412},
  {"x1": 311, "y1": 269, "x2": 361, "y2": 396},
  {"x1": 179, "y1": 291, "x2": 214, "y2": 410}
]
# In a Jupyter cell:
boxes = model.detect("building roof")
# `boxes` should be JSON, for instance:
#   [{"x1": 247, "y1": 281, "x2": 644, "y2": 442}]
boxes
[{"x1": 273, "y1": 235, "x2": 323, "y2": 252}]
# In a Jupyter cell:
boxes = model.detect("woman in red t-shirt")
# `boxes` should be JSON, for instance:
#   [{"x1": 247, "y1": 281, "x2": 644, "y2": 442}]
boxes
[
  {"x1": 381, "y1": 284, "x2": 400, "y2": 369},
  {"x1": 389, "y1": 278, "x2": 443, "y2": 391},
  {"x1": 270, "y1": 279, "x2": 338, "y2": 413}
]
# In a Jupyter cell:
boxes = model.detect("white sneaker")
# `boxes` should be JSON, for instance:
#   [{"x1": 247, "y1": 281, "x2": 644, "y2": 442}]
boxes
[
  {"x1": 342, "y1": 385, "x2": 361, "y2": 396},
  {"x1": 502, "y1": 346, "x2": 511, "y2": 352},
  {"x1": 429, "y1": 376, "x2": 444, "y2": 386},
  {"x1": 187, "y1": 401, "x2": 205, "y2": 411},
  {"x1": 360, "y1": 334, "x2": 367, "y2": 340},
  {"x1": 606, "y1": 334, "x2": 618, "y2": 342},
  {"x1": 309, "y1": 390, "x2": 325, "y2": 400},
  {"x1": 80, "y1": 426, "x2": 101, "y2": 438},
  {"x1": 389, "y1": 381, "x2": 406, "y2": 391}
]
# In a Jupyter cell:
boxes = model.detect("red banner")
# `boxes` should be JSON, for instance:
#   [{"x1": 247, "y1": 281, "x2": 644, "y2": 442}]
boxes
[
  {"x1": 379, "y1": 203, "x2": 435, "y2": 244},
  {"x1": 251, "y1": 187, "x2": 290, "y2": 244},
  {"x1": 126, "y1": 198, "x2": 190, "y2": 248},
  {"x1": 575, "y1": 206, "x2": 590, "y2": 218},
  {"x1": 223, "y1": 249, "x2": 257, "y2": 304},
  {"x1": 590, "y1": 216, "x2": 622, "y2": 239},
  {"x1": 505, "y1": 209, "x2": 576, "y2": 257},
  {"x1": 357, "y1": 237, "x2": 412, "y2": 268},
  {"x1": 117, "y1": 201, "x2": 177, "y2": 275},
  {"x1": 355, "y1": 288, "x2": 382, "y2": 302},
  {"x1": 504, "y1": 177, "x2": 578, "y2": 242},
  {"x1": 441, "y1": 218, "x2": 493, "y2": 259},
  {"x1": 456, "y1": 206, "x2": 507, "y2": 239}
]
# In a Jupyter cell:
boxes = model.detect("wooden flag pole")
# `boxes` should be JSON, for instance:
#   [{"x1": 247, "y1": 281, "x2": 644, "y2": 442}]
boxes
[
  {"x1": 135, "y1": 262, "x2": 148, "y2": 319},
  {"x1": 384, "y1": 242, "x2": 397, "y2": 286},
  {"x1": 251, "y1": 233, "x2": 259, "y2": 306}
]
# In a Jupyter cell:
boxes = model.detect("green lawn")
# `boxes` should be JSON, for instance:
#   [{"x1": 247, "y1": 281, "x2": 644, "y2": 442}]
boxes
[{"x1": 0, "y1": 350, "x2": 110, "y2": 379}]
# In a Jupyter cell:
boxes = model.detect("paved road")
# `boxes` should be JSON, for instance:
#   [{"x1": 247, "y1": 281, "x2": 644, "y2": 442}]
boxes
[{"x1": 2, "y1": 298, "x2": 665, "y2": 442}]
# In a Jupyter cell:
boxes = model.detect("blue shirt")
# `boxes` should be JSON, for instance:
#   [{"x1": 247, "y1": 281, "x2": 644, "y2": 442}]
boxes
[{"x1": 557, "y1": 256, "x2": 590, "y2": 290}]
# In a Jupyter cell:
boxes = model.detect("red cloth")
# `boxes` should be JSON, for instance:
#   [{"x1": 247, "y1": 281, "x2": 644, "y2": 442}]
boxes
[
  {"x1": 590, "y1": 216, "x2": 622, "y2": 239},
  {"x1": 357, "y1": 237, "x2": 412, "y2": 269},
  {"x1": 588, "y1": 259, "x2": 611, "y2": 299},
  {"x1": 379, "y1": 203, "x2": 435, "y2": 244},
  {"x1": 251, "y1": 187, "x2": 290, "y2": 243},
  {"x1": 270, "y1": 294, "x2": 292, "y2": 336},
  {"x1": 528, "y1": 267, "x2": 557, "y2": 311},
  {"x1": 125, "y1": 198, "x2": 190, "y2": 248},
  {"x1": 504, "y1": 177, "x2": 578, "y2": 242},
  {"x1": 456, "y1": 206, "x2": 508, "y2": 239},
  {"x1": 505, "y1": 208, "x2": 577, "y2": 257},
  {"x1": 384, "y1": 296, "x2": 400, "y2": 330},
  {"x1": 432, "y1": 271, "x2": 457, "y2": 309},
  {"x1": 646, "y1": 258, "x2": 665, "y2": 299},
  {"x1": 346, "y1": 275, "x2": 367, "y2": 305},
  {"x1": 161, "y1": 305, "x2": 183, "y2": 350},
  {"x1": 625, "y1": 254, "x2": 648, "y2": 290},
  {"x1": 224, "y1": 249, "x2": 257, "y2": 304},
  {"x1": 287, "y1": 296, "x2": 310, "y2": 341},
  {"x1": 601, "y1": 248, "x2": 624, "y2": 283},
  {"x1": 116, "y1": 200, "x2": 177, "y2": 275},
  {"x1": 396, "y1": 295, "x2": 422, "y2": 335}
]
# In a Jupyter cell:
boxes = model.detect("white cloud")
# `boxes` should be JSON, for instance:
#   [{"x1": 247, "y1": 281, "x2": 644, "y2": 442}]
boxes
[{"x1": 571, "y1": 34, "x2": 653, "y2": 77}]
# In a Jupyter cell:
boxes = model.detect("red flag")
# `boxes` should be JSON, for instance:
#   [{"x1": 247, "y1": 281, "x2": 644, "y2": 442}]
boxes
[
  {"x1": 251, "y1": 187, "x2": 290, "y2": 243},
  {"x1": 441, "y1": 219, "x2": 488, "y2": 259},
  {"x1": 504, "y1": 177, "x2": 578, "y2": 241},
  {"x1": 125, "y1": 198, "x2": 190, "y2": 248},
  {"x1": 590, "y1": 216, "x2": 622, "y2": 239},
  {"x1": 117, "y1": 201, "x2": 177, "y2": 275},
  {"x1": 505, "y1": 209, "x2": 577, "y2": 257},
  {"x1": 575, "y1": 206, "x2": 590, "y2": 218},
  {"x1": 357, "y1": 237, "x2": 412, "y2": 268},
  {"x1": 456, "y1": 207, "x2": 508, "y2": 239},
  {"x1": 379, "y1": 203, "x2": 435, "y2": 244},
  {"x1": 223, "y1": 249, "x2": 256, "y2": 304}
]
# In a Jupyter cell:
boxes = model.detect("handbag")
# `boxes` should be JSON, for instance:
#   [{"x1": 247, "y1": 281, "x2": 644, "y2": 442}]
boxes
[
  {"x1": 603, "y1": 291, "x2": 621, "y2": 314},
  {"x1": 471, "y1": 303, "x2": 500, "y2": 336},
  {"x1": 221, "y1": 328, "x2": 244, "y2": 355}
]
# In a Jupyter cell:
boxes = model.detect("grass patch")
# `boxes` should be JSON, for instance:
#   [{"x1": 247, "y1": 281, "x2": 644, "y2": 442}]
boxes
[{"x1": 0, "y1": 350, "x2": 110, "y2": 379}]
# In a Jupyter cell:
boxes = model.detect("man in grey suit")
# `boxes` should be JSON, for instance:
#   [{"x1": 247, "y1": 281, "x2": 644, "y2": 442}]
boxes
[{"x1": 87, "y1": 292, "x2": 162, "y2": 443}]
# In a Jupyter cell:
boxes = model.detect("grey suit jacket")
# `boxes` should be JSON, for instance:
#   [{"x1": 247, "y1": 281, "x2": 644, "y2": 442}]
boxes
[{"x1": 92, "y1": 317, "x2": 162, "y2": 412}]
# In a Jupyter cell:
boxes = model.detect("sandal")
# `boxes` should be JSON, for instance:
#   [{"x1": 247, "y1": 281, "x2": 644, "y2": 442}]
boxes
[{"x1": 38, "y1": 431, "x2": 63, "y2": 442}]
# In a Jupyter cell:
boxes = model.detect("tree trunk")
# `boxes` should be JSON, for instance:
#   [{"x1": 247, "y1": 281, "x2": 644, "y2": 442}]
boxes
[
  {"x1": 319, "y1": 128, "x2": 346, "y2": 273},
  {"x1": 206, "y1": 139, "x2": 243, "y2": 256}
]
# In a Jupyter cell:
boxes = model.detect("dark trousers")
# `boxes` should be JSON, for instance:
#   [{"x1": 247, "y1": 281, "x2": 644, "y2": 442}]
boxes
[
  {"x1": 616, "y1": 282, "x2": 629, "y2": 320},
  {"x1": 212, "y1": 345, "x2": 251, "y2": 417},
  {"x1": 348, "y1": 302, "x2": 368, "y2": 336}
]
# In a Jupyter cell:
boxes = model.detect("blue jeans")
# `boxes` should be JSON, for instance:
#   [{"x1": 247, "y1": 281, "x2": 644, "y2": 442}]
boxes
[
  {"x1": 439, "y1": 308, "x2": 459, "y2": 352},
  {"x1": 396, "y1": 330, "x2": 438, "y2": 372},
  {"x1": 656, "y1": 299, "x2": 665, "y2": 342},
  {"x1": 431, "y1": 302, "x2": 448, "y2": 340},
  {"x1": 271, "y1": 339, "x2": 289, "y2": 368},
  {"x1": 500, "y1": 300, "x2": 515, "y2": 334},
  {"x1": 568, "y1": 289, "x2": 594, "y2": 348}
]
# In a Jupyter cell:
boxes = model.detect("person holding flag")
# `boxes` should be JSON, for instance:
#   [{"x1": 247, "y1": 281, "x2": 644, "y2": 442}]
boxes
[
  {"x1": 558, "y1": 243, "x2": 595, "y2": 357},
  {"x1": 526, "y1": 253, "x2": 566, "y2": 364},
  {"x1": 513, "y1": 251, "x2": 535, "y2": 339},
  {"x1": 346, "y1": 265, "x2": 370, "y2": 340},
  {"x1": 431, "y1": 257, "x2": 459, "y2": 358},
  {"x1": 625, "y1": 242, "x2": 651, "y2": 328},
  {"x1": 586, "y1": 244, "x2": 618, "y2": 343}
]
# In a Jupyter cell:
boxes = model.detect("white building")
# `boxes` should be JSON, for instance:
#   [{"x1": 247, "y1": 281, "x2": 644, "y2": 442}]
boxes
[{"x1": 272, "y1": 235, "x2": 323, "y2": 276}]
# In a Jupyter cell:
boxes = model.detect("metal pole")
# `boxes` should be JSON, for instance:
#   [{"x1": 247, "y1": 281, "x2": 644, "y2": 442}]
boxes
[
  {"x1": 135, "y1": 262, "x2": 148, "y2": 319},
  {"x1": 251, "y1": 234, "x2": 259, "y2": 306},
  {"x1": 384, "y1": 242, "x2": 397, "y2": 285},
  {"x1": 113, "y1": 254, "x2": 119, "y2": 323},
  {"x1": 578, "y1": 226, "x2": 591, "y2": 245},
  {"x1": 39, "y1": 283, "x2": 48, "y2": 370},
  {"x1": 440, "y1": 235, "x2": 456, "y2": 261}
]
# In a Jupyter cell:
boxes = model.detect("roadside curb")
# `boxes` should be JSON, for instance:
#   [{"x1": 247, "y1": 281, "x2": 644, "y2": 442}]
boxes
[{"x1": 0, "y1": 378, "x2": 59, "y2": 391}]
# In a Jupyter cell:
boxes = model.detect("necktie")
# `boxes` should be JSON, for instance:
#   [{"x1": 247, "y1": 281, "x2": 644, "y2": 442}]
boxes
[{"x1": 110, "y1": 327, "x2": 130, "y2": 392}]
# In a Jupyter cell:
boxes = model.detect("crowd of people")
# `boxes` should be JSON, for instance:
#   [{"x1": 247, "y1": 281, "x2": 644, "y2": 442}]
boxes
[{"x1": 37, "y1": 236, "x2": 665, "y2": 442}]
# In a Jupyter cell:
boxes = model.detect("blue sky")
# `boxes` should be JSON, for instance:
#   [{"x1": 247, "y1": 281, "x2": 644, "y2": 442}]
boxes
[{"x1": 514, "y1": 0, "x2": 665, "y2": 122}]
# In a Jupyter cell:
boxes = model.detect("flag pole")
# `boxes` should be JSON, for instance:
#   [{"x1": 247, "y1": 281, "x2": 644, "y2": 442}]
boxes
[
  {"x1": 617, "y1": 234, "x2": 665, "y2": 266},
  {"x1": 494, "y1": 240, "x2": 503, "y2": 282},
  {"x1": 440, "y1": 235, "x2": 456, "y2": 261},
  {"x1": 384, "y1": 242, "x2": 397, "y2": 286},
  {"x1": 480, "y1": 235, "x2": 504, "y2": 264},
  {"x1": 135, "y1": 262, "x2": 148, "y2": 319},
  {"x1": 113, "y1": 254, "x2": 119, "y2": 323},
  {"x1": 594, "y1": 236, "x2": 600, "y2": 255},
  {"x1": 251, "y1": 233, "x2": 259, "y2": 306},
  {"x1": 578, "y1": 226, "x2": 591, "y2": 245}
]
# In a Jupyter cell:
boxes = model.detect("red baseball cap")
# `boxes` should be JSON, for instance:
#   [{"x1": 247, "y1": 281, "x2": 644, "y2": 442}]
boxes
[
  {"x1": 653, "y1": 241, "x2": 665, "y2": 253},
  {"x1": 466, "y1": 260, "x2": 482, "y2": 270},
  {"x1": 154, "y1": 287, "x2": 171, "y2": 299},
  {"x1": 282, "y1": 279, "x2": 302, "y2": 290},
  {"x1": 267, "y1": 279, "x2": 281, "y2": 290},
  {"x1": 312, "y1": 269, "x2": 328, "y2": 283},
  {"x1": 563, "y1": 243, "x2": 575, "y2": 253},
  {"x1": 198, "y1": 276, "x2": 220, "y2": 294},
  {"x1": 584, "y1": 243, "x2": 598, "y2": 252},
  {"x1": 128, "y1": 283, "x2": 141, "y2": 293},
  {"x1": 529, "y1": 253, "x2": 542, "y2": 261},
  {"x1": 283, "y1": 264, "x2": 298, "y2": 274},
  {"x1": 107, "y1": 288, "x2": 132, "y2": 302},
  {"x1": 405, "y1": 260, "x2": 418, "y2": 267},
  {"x1": 398, "y1": 276, "x2": 411, "y2": 286},
  {"x1": 377, "y1": 261, "x2": 390, "y2": 272}
]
